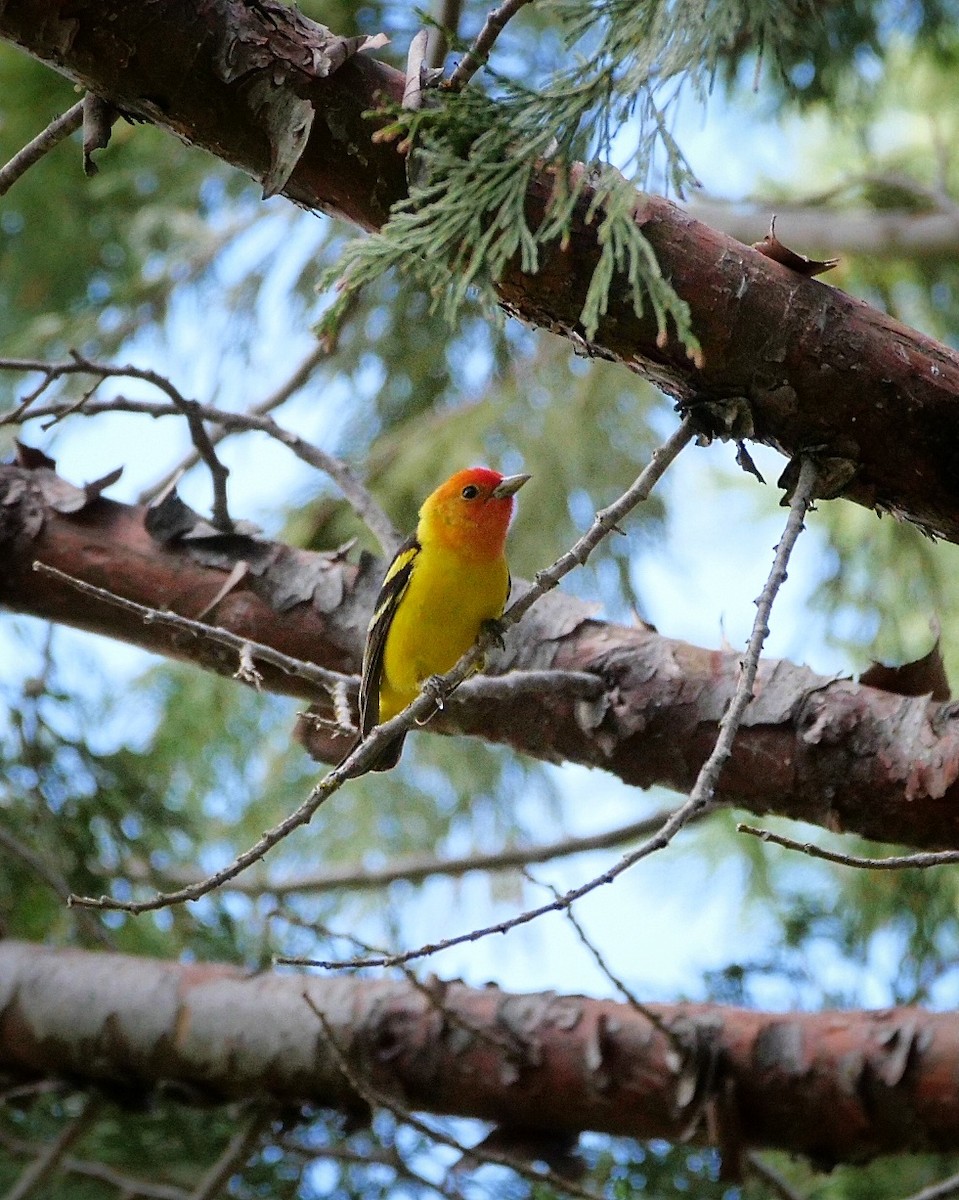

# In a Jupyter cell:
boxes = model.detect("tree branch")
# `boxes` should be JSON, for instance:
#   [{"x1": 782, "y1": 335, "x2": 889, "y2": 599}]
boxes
[
  {"x1": 0, "y1": 354, "x2": 398, "y2": 556},
  {"x1": 3, "y1": 940, "x2": 959, "y2": 1164},
  {"x1": 738, "y1": 823, "x2": 959, "y2": 870},
  {"x1": 137, "y1": 339, "x2": 332, "y2": 506},
  {"x1": 1, "y1": 1094, "x2": 101, "y2": 1200},
  {"x1": 6, "y1": 453, "x2": 959, "y2": 850},
  {"x1": 0, "y1": 99, "x2": 83, "y2": 197},
  {"x1": 128, "y1": 808, "x2": 689, "y2": 896},
  {"x1": 688, "y1": 193, "x2": 959, "y2": 261},
  {"x1": 4, "y1": 1, "x2": 959, "y2": 540},
  {"x1": 446, "y1": 0, "x2": 533, "y2": 89},
  {"x1": 62, "y1": 420, "x2": 690, "y2": 913}
]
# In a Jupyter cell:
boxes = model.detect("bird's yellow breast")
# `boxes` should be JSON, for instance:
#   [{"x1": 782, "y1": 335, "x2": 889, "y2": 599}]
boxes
[{"x1": 379, "y1": 542, "x2": 509, "y2": 722}]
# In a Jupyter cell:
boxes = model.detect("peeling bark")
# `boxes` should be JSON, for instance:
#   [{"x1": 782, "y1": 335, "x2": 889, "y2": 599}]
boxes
[
  {"x1": 1, "y1": 941, "x2": 958, "y2": 1164},
  {"x1": 5, "y1": 458, "x2": 959, "y2": 850},
  {"x1": 4, "y1": 0, "x2": 959, "y2": 539}
]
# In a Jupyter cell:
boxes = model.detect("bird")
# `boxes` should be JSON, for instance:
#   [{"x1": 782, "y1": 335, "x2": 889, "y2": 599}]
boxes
[{"x1": 350, "y1": 466, "x2": 530, "y2": 773}]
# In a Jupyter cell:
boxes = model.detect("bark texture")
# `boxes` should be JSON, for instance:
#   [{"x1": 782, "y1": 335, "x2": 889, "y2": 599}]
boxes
[
  {"x1": 5, "y1": 457, "x2": 959, "y2": 850},
  {"x1": 3, "y1": 0, "x2": 959, "y2": 540},
  {"x1": 1, "y1": 941, "x2": 958, "y2": 1165}
]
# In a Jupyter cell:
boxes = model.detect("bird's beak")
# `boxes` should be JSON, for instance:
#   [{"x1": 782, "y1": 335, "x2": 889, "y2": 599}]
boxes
[{"x1": 492, "y1": 473, "x2": 531, "y2": 499}]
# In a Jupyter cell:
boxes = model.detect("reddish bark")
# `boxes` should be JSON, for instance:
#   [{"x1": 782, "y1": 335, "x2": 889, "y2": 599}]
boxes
[
  {"x1": 5, "y1": 458, "x2": 959, "y2": 850},
  {"x1": 1, "y1": 940, "x2": 957, "y2": 1164},
  {"x1": 4, "y1": 0, "x2": 959, "y2": 540}
]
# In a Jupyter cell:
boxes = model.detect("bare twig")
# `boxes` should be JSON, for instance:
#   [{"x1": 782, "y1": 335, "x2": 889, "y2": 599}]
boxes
[
  {"x1": 529, "y1": 869, "x2": 685, "y2": 1053},
  {"x1": 737, "y1": 823, "x2": 959, "y2": 870},
  {"x1": 0, "y1": 1128, "x2": 190, "y2": 1200},
  {"x1": 172, "y1": 400, "x2": 234, "y2": 533},
  {"x1": 0, "y1": 100, "x2": 84, "y2": 197},
  {"x1": 691, "y1": 456, "x2": 819, "y2": 805},
  {"x1": 136, "y1": 807, "x2": 685, "y2": 896},
  {"x1": 188, "y1": 1108, "x2": 272, "y2": 1200},
  {"x1": 138, "y1": 340, "x2": 330, "y2": 505},
  {"x1": 33, "y1": 563, "x2": 352, "y2": 696},
  {"x1": 304, "y1": 997, "x2": 600, "y2": 1200},
  {"x1": 285, "y1": 444, "x2": 816, "y2": 971},
  {"x1": 1, "y1": 356, "x2": 397, "y2": 556},
  {"x1": 2, "y1": 1094, "x2": 101, "y2": 1200},
  {"x1": 9, "y1": 351, "x2": 234, "y2": 530},
  {"x1": 96, "y1": 354, "x2": 231, "y2": 531},
  {"x1": 447, "y1": 0, "x2": 533, "y2": 90},
  {"x1": 67, "y1": 419, "x2": 693, "y2": 915},
  {"x1": 278, "y1": 1137, "x2": 457, "y2": 1200}
]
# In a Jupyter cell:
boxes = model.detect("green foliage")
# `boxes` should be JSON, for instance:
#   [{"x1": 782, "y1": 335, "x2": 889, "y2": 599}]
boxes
[
  {"x1": 0, "y1": 635, "x2": 196, "y2": 950},
  {"x1": 320, "y1": 0, "x2": 727, "y2": 350}
]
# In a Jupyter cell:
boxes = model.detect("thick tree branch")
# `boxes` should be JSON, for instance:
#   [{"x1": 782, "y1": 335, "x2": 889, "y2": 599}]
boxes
[
  {"x1": 688, "y1": 194, "x2": 959, "y2": 261},
  {"x1": 2, "y1": 941, "x2": 959, "y2": 1165},
  {"x1": 4, "y1": 456, "x2": 959, "y2": 850},
  {"x1": 2, "y1": 1, "x2": 959, "y2": 540}
]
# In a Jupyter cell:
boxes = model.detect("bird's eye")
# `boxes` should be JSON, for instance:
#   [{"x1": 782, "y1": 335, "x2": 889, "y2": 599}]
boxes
[{"x1": 461, "y1": 484, "x2": 480, "y2": 500}]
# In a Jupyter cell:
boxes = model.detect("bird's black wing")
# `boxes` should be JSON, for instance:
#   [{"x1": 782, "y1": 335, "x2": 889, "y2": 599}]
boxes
[{"x1": 358, "y1": 534, "x2": 420, "y2": 739}]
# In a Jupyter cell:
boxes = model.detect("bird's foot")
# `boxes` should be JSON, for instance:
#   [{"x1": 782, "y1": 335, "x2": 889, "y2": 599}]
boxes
[
  {"x1": 481, "y1": 617, "x2": 507, "y2": 650},
  {"x1": 416, "y1": 674, "x2": 447, "y2": 724}
]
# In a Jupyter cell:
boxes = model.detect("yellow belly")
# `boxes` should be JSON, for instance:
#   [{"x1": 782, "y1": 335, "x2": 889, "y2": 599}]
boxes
[{"x1": 379, "y1": 546, "x2": 509, "y2": 722}]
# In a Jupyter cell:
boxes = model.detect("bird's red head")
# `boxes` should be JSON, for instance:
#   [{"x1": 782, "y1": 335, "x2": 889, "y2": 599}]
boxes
[{"x1": 419, "y1": 466, "x2": 530, "y2": 559}]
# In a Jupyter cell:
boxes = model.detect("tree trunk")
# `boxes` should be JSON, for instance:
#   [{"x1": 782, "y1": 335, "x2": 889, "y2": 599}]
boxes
[{"x1": 3, "y1": 0, "x2": 959, "y2": 541}]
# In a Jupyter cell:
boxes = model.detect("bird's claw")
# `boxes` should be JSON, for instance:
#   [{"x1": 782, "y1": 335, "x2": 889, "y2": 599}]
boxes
[
  {"x1": 481, "y1": 617, "x2": 507, "y2": 650},
  {"x1": 415, "y1": 675, "x2": 447, "y2": 725}
]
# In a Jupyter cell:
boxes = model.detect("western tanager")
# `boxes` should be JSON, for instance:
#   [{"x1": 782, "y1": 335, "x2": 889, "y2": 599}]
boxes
[{"x1": 354, "y1": 466, "x2": 529, "y2": 772}]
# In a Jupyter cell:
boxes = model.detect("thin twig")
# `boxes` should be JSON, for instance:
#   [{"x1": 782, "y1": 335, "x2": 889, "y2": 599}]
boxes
[
  {"x1": 136, "y1": 807, "x2": 686, "y2": 897},
  {"x1": 529, "y1": 869, "x2": 686, "y2": 1054},
  {"x1": 285, "y1": 445, "x2": 816, "y2": 971},
  {"x1": 0, "y1": 1128, "x2": 189, "y2": 1200},
  {"x1": 87, "y1": 352, "x2": 233, "y2": 531},
  {"x1": 692, "y1": 456, "x2": 820, "y2": 805},
  {"x1": 68, "y1": 419, "x2": 693, "y2": 915},
  {"x1": 138, "y1": 341, "x2": 330, "y2": 506},
  {"x1": 188, "y1": 1108, "x2": 271, "y2": 1200},
  {"x1": 0, "y1": 357, "x2": 396, "y2": 556},
  {"x1": 2, "y1": 1094, "x2": 101, "y2": 1200},
  {"x1": 737, "y1": 823, "x2": 959, "y2": 870},
  {"x1": 284, "y1": 917, "x2": 518, "y2": 1059},
  {"x1": 447, "y1": 0, "x2": 533, "y2": 90},
  {"x1": 279, "y1": 1138, "x2": 457, "y2": 1200},
  {"x1": 33, "y1": 563, "x2": 352, "y2": 696},
  {"x1": 304, "y1": 996, "x2": 600, "y2": 1200},
  {"x1": 0, "y1": 101, "x2": 84, "y2": 198}
]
